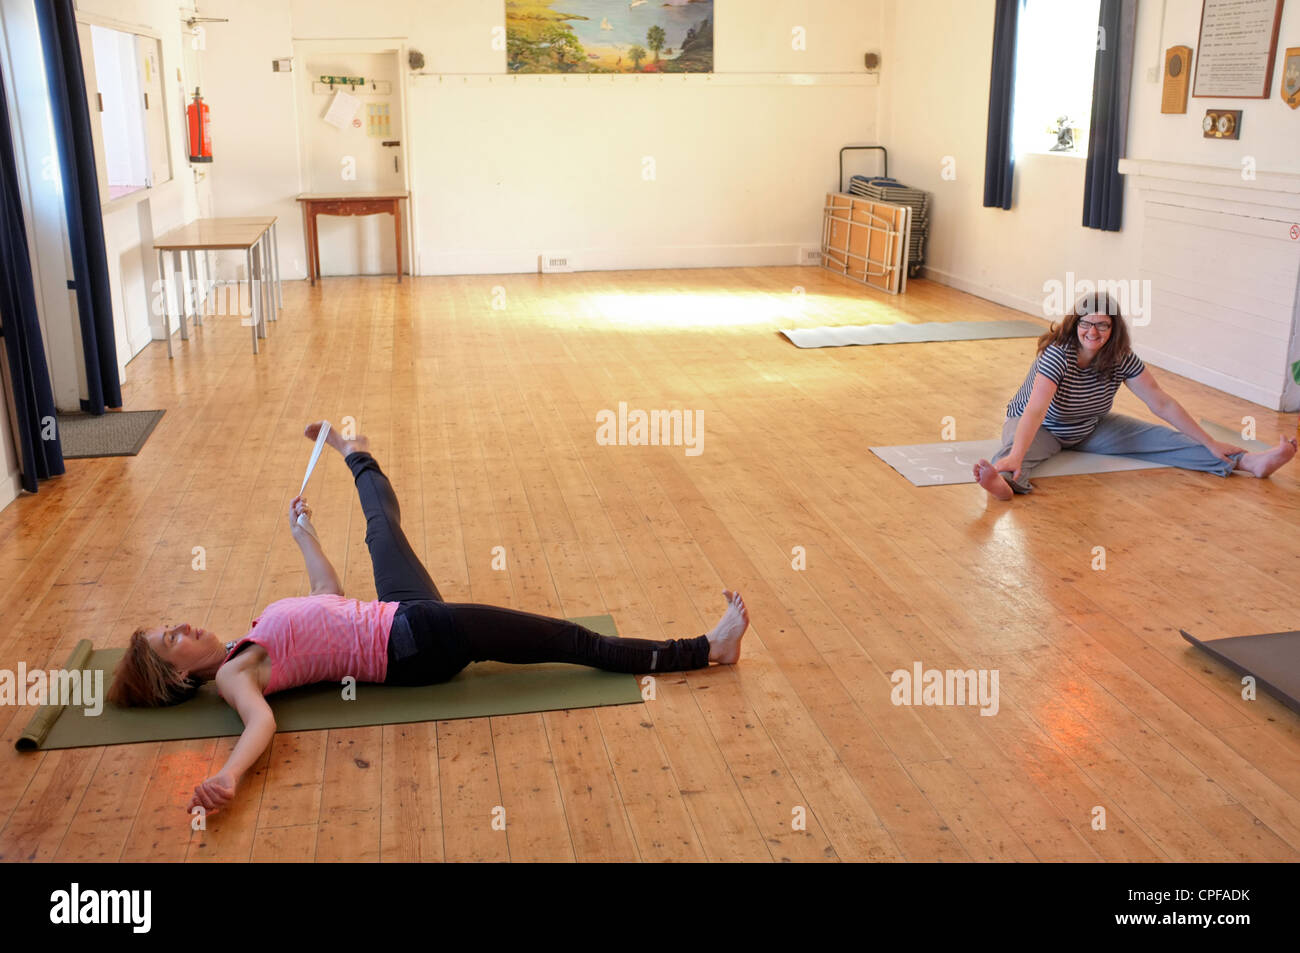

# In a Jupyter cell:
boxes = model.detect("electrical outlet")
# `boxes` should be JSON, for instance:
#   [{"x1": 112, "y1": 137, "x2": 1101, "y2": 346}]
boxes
[{"x1": 541, "y1": 252, "x2": 575, "y2": 274}]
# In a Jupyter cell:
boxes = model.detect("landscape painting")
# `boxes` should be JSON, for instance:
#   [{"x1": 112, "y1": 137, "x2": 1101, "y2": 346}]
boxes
[{"x1": 506, "y1": 0, "x2": 714, "y2": 73}]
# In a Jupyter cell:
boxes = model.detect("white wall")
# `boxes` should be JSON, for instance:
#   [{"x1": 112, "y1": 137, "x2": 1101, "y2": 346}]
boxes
[
  {"x1": 1128, "y1": 0, "x2": 1300, "y2": 170},
  {"x1": 878, "y1": 0, "x2": 1300, "y2": 408},
  {"x1": 200, "y1": 0, "x2": 885, "y2": 277},
  {"x1": 80, "y1": 0, "x2": 206, "y2": 371}
]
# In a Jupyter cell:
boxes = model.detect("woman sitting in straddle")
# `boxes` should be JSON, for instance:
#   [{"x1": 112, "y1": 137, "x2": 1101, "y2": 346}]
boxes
[{"x1": 974, "y1": 293, "x2": 1296, "y2": 499}]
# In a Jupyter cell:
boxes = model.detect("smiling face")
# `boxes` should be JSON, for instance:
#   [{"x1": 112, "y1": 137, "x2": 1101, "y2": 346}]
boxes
[
  {"x1": 146, "y1": 622, "x2": 223, "y2": 677},
  {"x1": 1076, "y1": 313, "x2": 1112, "y2": 354}
]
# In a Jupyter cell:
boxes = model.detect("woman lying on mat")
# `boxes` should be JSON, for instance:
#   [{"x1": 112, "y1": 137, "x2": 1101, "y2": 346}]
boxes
[
  {"x1": 107, "y1": 422, "x2": 749, "y2": 815},
  {"x1": 973, "y1": 293, "x2": 1296, "y2": 500}
]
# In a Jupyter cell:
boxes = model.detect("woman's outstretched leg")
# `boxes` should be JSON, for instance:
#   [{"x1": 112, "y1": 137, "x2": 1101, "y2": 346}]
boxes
[
  {"x1": 1074, "y1": 414, "x2": 1297, "y2": 478},
  {"x1": 304, "y1": 422, "x2": 442, "y2": 602},
  {"x1": 443, "y1": 590, "x2": 749, "y2": 673}
]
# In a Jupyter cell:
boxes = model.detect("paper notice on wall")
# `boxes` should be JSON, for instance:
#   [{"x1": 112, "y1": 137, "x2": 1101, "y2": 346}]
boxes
[{"x1": 322, "y1": 88, "x2": 360, "y2": 129}]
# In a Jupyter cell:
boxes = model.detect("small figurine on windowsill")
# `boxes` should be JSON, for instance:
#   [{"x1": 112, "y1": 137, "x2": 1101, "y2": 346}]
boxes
[{"x1": 1049, "y1": 115, "x2": 1076, "y2": 152}]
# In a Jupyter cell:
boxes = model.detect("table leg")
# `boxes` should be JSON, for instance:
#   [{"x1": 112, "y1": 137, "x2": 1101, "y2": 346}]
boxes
[
  {"x1": 246, "y1": 247, "x2": 260, "y2": 353},
  {"x1": 302, "y1": 203, "x2": 315, "y2": 286},
  {"x1": 186, "y1": 250, "x2": 202, "y2": 326},
  {"x1": 266, "y1": 235, "x2": 276, "y2": 321},
  {"x1": 394, "y1": 200, "x2": 402, "y2": 282},
  {"x1": 206, "y1": 250, "x2": 215, "y2": 313},
  {"x1": 157, "y1": 249, "x2": 172, "y2": 359},
  {"x1": 271, "y1": 221, "x2": 283, "y2": 307},
  {"x1": 312, "y1": 210, "x2": 321, "y2": 281},
  {"x1": 255, "y1": 245, "x2": 268, "y2": 339},
  {"x1": 175, "y1": 251, "x2": 189, "y2": 341},
  {"x1": 261, "y1": 234, "x2": 276, "y2": 323}
]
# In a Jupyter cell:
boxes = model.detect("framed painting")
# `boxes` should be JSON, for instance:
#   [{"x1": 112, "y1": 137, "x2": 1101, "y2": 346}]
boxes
[{"x1": 506, "y1": 0, "x2": 714, "y2": 74}]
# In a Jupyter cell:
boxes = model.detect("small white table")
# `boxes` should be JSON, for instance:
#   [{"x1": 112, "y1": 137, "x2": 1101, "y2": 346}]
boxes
[{"x1": 152, "y1": 217, "x2": 283, "y2": 356}]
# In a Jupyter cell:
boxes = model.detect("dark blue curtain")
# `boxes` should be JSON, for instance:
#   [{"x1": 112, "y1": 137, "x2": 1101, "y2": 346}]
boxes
[
  {"x1": 1083, "y1": 0, "x2": 1137, "y2": 231},
  {"x1": 982, "y1": 0, "x2": 1024, "y2": 210},
  {"x1": 34, "y1": 0, "x2": 121, "y2": 413},
  {"x1": 0, "y1": 65, "x2": 64, "y2": 493}
]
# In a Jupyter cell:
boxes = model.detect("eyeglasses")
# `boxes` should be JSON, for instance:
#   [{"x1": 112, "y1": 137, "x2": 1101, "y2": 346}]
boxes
[{"x1": 1078, "y1": 319, "x2": 1112, "y2": 333}]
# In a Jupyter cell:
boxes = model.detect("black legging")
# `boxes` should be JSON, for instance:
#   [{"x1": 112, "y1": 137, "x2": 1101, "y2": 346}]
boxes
[{"x1": 344, "y1": 452, "x2": 711, "y2": 685}]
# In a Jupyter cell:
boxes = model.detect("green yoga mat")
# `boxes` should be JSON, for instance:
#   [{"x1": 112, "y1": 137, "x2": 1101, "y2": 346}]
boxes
[{"x1": 16, "y1": 615, "x2": 643, "y2": 752}]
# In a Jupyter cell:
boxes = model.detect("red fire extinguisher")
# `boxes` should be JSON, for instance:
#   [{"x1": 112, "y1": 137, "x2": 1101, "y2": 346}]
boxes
[{"x1": 187, "y1": 88, "x2": 212, "y2": 162}]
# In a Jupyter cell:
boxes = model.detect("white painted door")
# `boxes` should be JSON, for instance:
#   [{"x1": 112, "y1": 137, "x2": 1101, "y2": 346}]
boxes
[{"x1": 297, "y1": 50, "x2": 404, "y2": 276}]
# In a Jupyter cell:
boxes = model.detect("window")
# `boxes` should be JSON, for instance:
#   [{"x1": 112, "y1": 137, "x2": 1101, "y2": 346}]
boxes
[
  {"x1": 1013, "y1": 0, "x2": 1101, "y2": 157},
  {"x1": 77, "y1": 22, "x2": 172, "y2": 202}
]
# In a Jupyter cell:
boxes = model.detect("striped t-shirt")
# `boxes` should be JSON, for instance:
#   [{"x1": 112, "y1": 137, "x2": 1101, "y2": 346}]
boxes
[
  {"x1": 1006, "y1": 341, "x2": 1146, "y2": 443},
  {"x1": 220, "y1": 595, "x2": 398, "y2": 696}
]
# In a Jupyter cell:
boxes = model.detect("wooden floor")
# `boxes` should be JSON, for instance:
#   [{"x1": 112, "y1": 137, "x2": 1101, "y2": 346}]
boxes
[{"x1": 1, "y1": 267, "x2": 1298, "y2": 862}]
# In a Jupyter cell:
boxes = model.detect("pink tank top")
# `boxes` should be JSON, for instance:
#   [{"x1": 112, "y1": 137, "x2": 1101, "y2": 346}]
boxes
[{"x1": 221, "y1": 595, "x2": 398, "y2": 695}]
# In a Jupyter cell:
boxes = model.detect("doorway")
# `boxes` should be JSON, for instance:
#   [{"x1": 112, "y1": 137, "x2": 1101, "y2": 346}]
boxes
[{"x1": 292, "y1": 40, "x2": 413, "y2": 277}]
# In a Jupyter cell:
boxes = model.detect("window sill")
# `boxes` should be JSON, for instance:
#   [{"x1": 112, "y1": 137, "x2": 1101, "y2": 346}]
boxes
[
  {"x1": 100, "y1": 176, "x2": 175, "y2": 215},
  {"x1": 1018, "y1": 149, "x2": 1087, "y2": 160},
  {"x1": 101, "y1": 187, "x2": 150, "y2": 214}
]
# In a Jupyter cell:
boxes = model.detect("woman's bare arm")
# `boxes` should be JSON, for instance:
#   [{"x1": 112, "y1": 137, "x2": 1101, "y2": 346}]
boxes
[
  {"x1": 994, "y1": 373, "x2": 1058, "y2": 479},
  {"x1": 190, "y1": 665, "x2": 276, "y2": 815},
  {"x1": 289, "y1": 496, "x2": 344, "y2": 596},
  {"x1": 1124, "y1": 369, "x2": 1242, "y2": 458}
]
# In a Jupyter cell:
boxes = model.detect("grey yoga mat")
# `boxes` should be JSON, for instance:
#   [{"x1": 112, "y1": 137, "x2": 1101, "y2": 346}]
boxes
[
  {"x1": 16, "y1": 615, "x2": 644, "y2": 752},
  {"x1": 779, "y1": 319, "x2": 1045, "y2": 349},
  {"x1": 871, "y1": 419, "x2": 1266, "y2": 487},
  {"x1": 1181, "y1": 629, "x2": 1300, "y2": 719}
]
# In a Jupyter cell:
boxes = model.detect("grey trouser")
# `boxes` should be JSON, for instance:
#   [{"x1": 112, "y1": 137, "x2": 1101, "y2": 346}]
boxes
[{"x1": 994, "y1": 414, "x2": 1240, "y2": 493}]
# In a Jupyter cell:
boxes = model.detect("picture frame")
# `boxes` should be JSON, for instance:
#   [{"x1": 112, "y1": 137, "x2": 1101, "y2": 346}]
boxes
[
  {"x1": 1192, "y1": 0, "x2": 1283, "y2": 98},
  {"x1": 1282, "y1": 46, "x2": 1300, "y2": 109}
]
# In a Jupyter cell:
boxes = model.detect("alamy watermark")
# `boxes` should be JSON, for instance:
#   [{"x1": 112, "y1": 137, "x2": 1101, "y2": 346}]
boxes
[
  {"x1": 1, "y1": 664, "x2": 103, "y2": 716},
  {"x1": 1041, "y1": 272, "x2": 1151, "y2": 327},
  {"x1": 151, "y1": 277, "x2": 259, "y2": 326},
  {"x1": 596, "y1": 402, "x2": 704, "y2": 456},
  {"x1": 890, "y1": 662, "x2": 999, "y2": 717},
  {"x1": 49, "y1": 883, "x2": 150, "y2": 933}
]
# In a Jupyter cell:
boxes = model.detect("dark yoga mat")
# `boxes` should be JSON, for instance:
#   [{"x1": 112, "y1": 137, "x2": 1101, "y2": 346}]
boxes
[
  {"x1": 1181, "y1": 629, "x2": 1300, "y2": 718},
  {"x1": 17, "y1": 615, "x2": 644, "y2": 751}
]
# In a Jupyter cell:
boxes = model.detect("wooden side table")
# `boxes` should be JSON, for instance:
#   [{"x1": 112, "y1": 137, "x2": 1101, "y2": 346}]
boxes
[{"x1": 296, "y1": 192, "x2": 409, "y2": 285}]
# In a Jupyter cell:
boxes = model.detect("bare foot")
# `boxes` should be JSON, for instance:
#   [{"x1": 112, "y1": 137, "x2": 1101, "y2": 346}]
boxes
[
  {"x1": 304, "y1": 421, "x2": 369, "y2": 457},
  {"x1": 1236, "y1": 437, "x2": 1297, "y2": 478},
  {"x1": 974, "y1": 459, "x2": 1013, "y2": 501},
  {"x1": 706, "y1": 590, "x2": 749, "y2": 664}
]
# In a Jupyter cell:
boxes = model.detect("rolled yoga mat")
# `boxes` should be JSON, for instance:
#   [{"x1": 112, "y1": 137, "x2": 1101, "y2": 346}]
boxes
[
  {"x1": 779, "y1": 319, "x2": 1045, "y2": 349},
  {"x1": 870, "y1": 418, "x2": 1267, "y2": 487},
  {"x1": 16, "y1": 615, "x2": 644, "y2": 752},
  {"x1": 1181, "y1": 629, "x2": 1300, "y2": 719}
]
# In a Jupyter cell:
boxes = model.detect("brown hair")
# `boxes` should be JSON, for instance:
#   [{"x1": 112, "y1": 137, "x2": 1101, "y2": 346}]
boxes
[
  {"x1": 1036, "y1": 292, "x2": 1133, "y2": 381},
  {"x1": 107, "y1": 628, "x2": 203, "y2": 708}
]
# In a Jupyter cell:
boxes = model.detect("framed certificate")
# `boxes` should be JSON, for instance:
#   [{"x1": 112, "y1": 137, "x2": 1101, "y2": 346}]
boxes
[{"x1": 1192, "y1": 0, "x2": 1283, "y2": 98}]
